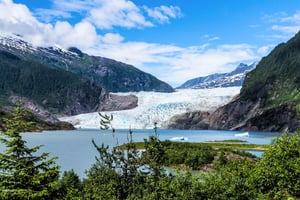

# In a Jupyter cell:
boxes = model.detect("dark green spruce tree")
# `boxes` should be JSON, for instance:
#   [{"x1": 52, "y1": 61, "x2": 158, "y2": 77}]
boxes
[
  {"x1": 57, "y1": 169, "x2": 82, "y2": 200},
  {"x1": 0, "y1": 104, "x2": 59, "y2": 200}
]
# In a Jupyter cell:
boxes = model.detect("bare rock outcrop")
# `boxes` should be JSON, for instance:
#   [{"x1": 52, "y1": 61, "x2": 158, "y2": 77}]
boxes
[
  {"x1": 9, "y1": 96, "x2": 60, "y2": 123},
  {"x1": 99, "y1": 93, "x2": 138, "y2": 111},
  {"x1": 167, "y1": 98, "x2": 299, "y2": 132},
  {"x1": 167, "y1": 111, "x2": 210, "y2": 129}
]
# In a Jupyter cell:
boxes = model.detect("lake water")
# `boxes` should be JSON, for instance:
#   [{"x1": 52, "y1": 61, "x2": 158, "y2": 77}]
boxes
[{"x1": 19, "y1": 129, "x2": 281, "y2": 178}]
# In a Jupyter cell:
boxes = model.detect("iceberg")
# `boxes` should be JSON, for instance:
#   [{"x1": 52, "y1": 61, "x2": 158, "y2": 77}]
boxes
[
  {"x1": 234, "y1": 132, "x2": 249, "y2": 137},
  {"x1": 170, "y1": 136, "x2": 188, "y2": 141}
]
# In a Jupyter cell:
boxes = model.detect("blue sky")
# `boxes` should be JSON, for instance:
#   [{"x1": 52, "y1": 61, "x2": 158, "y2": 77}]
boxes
[{"x1": 2, "y1": 0, "x2": 300, "y2": 87}]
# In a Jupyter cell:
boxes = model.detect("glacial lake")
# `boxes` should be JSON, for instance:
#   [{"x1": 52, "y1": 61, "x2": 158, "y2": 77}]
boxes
[{"x1": 19, "y1": 129, "x2": 281, "y2": 178}]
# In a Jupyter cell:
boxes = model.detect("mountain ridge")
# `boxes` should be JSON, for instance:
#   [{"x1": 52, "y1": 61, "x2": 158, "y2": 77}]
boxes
[
  {"x1": 177, "y1": 63, "x2": 256, "y2": 89},
  {"x1": 0, "y1": 34, "x2": 174, "y2": 93}
]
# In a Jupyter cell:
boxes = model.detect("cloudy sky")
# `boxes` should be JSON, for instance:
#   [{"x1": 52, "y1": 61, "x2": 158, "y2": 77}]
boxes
[{"x1": 1, "y1": 0, "x2": 300, "y2": 87}]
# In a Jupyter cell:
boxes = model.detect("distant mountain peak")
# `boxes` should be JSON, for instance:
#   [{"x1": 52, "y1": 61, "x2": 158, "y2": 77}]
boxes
[
  {"x1": 177, "y1": 62, "x2": 257, "y2": 89},
  {"x1": 237, "y1": 63, "x2": 248, "y2": 68}
]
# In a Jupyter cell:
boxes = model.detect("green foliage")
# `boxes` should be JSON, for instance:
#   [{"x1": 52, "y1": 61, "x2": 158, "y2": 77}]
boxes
[
  {"x1": 57, "y1": 170, "x2": 82, "y2": 200},
  {"x1": 160, "y1": 142, "x2": 215, "y2": 170},
  {"x1": 214, "y1": 150, "x2": 228, "y2": 168},
  {"x1": 141, "y1": 124, "x2": 166, "y2": 177},
  {"x1": 135, "y1": 140, "x2": 259, "y2": 170},
  {"x1": 199, "y1": 160, "x2": 257, "y2": 199},
  {"x1": 252, "y1": 132, "x2": 300, "y2": 199},
  {"x1": 0, "y1": 103, "x2": 59, "y2": 199},
  {"x1": 202, "y1": 133, "x2": 300, "y2": 199},
  {"x1": 83, "y1": 164, "x2": 120, "y2": 199}
]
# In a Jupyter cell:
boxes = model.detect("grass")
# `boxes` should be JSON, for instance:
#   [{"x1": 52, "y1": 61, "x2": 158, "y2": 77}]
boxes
[
  {"x1": 120, "y1": 140, "x2": 268, "y2": 151},
  {"x1": 205, "y1": 139, "x2": 248, "y2": 143},
  {"x1": 119, "y1": 140, "x2": 266, "y2": 171},
  {"x1": 206, "y1": 142, "x2": 267, "y2": 151}
]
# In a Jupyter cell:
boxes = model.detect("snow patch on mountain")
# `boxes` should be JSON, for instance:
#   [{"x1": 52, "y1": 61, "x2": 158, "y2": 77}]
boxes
[
  {"x1": 0, "y1": 34, "x2": 37, "y2": 53},
  {"x1": 0, "y1": 34, "x2": 78, "y2": 59},
  {"x1": 178, "y1": 63, "x2": 257, "y2": 89},
  {"x1": 60, "y1": 87, "x2": 241, "y2": 129}
]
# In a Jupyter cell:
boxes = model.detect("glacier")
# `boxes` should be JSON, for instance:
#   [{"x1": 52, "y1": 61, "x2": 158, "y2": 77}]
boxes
[{"x1": 59, "y1": 87, "x2": 241, "y2": 129}]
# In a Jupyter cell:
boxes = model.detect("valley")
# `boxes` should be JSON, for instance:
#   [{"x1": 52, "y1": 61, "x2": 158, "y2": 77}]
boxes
[{"x1": 60, "y1": 87, "x2": 241, "y2": 129}]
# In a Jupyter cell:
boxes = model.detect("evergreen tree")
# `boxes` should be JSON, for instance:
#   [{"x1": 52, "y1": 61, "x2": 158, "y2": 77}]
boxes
[
  {"x1": 0, "y1": 104, "x2": 59, "y2": 200},
  {"x1": 57, "y1": 169, "x2": 82, "y2": 200}
]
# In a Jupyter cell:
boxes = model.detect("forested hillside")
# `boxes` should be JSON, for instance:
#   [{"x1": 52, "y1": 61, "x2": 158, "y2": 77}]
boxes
[
  {"x1": 241, "y1": 31, "x2": 300, "y2": 108},
  {"x1": 0, "y1": 50, "x2": 104, "y2": 115}
]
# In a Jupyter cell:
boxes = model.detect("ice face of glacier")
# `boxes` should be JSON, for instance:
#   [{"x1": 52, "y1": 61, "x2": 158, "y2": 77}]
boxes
[{"x1": 59, "y1": 87, "x2": 241, "y2": 129}]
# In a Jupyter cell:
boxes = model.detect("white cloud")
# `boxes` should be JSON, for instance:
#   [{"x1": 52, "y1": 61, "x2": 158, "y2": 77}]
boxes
[
  {"x1": 86, "y1": 42, "x2": 258, "y2": 86},
  {"x1": 253, "y1": 10, "x2": 300, "y2": 48},
  {"x1": 201, "y1": 34, "x2": 220, "y2": 42},
  {"x1": 249, "y1": 24, "x2": 260, "y2": 28},
  {"x1": 34, "y1": 0, "x2": 94, "y2": 22},
  {"x1": 40, "y1": 0, "x2": 182, "y2": 29},
  {"x1": 257, "y1": 45, "x2": 274, "y2": 55},
  {"x1": 0, "y1": 0, "x2": 54, "y2": 46},
  {"x1": 208, "y1": 36, "x2": 220, "y2": 41},
  {"x1": 262, "y1": 12, "x2": 288, "y2": 23},
  {"x1": 87, "y1": 0, "x2": 153, "y2": 29},
  {"x1": 35, "y1": 8, "x2": 72, "y2": 22},
  {"x1": 53, "y1": 0, "x2": 95, "y2": 12},
  {"x1": 272, "y1": 24, "x2": 300, "y2": 34},
  {"x1": 261, "y1": 10, "x2": 300, "y2": 39},
  {"x1": 53, "y1": 21, "x2": 99, "y2": 49},
  {"x1": 101, "y1": 33, "x2": 124, "y2": 44},
  {"x1": 281, "y1": 11, "x2": 300, "y2": 23},
  {"x1": 144, "y1": 5, "x2": 182, "y2": 24}
]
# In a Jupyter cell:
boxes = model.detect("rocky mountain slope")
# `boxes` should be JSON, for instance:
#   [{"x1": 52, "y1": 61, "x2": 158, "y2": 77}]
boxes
[
  {"x1": 177, "y1": 63, "x2": 256, "y2": 89},
  {"x1": 0, "y1": 34, "x2": 174, "y2": 93},
  {"x1": 0, "y1": 105, "x2": 74, "y2": 132},
  {"x1": 169, "y1": 32, "x2": 300, "y2": 132}
]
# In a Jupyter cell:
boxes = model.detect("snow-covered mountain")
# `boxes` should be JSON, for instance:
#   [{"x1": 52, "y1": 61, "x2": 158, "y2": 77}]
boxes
[
  {"x1": 59, "y1": 87, "x2": 241, "y2": 129},
  {"x1": 0, "y1": 34, "x2": 81, "y2": 60},
  {"x1": 177, "y1": 63, "x2": 257, "y2": 89}
]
